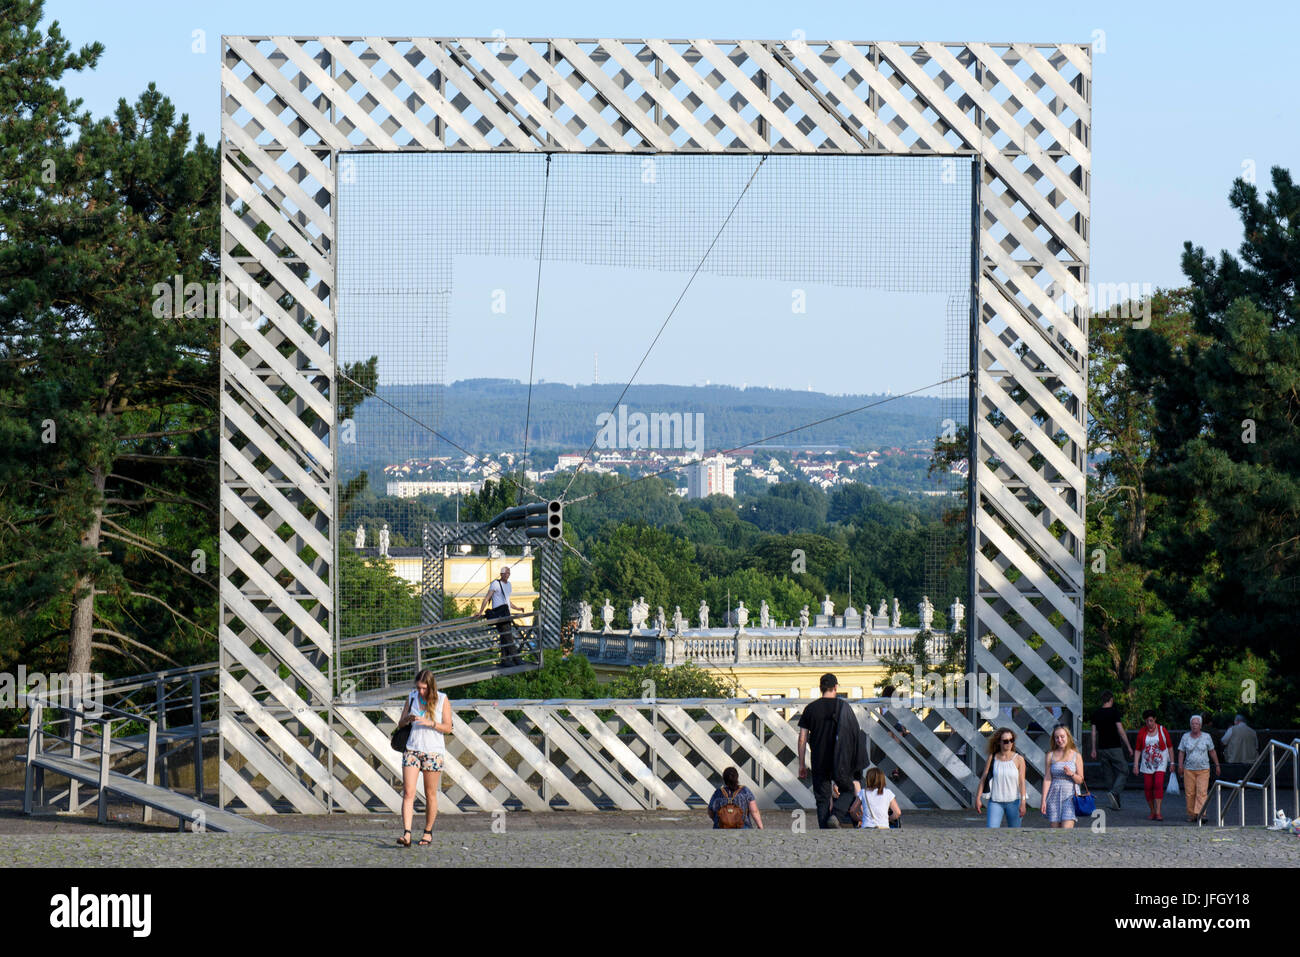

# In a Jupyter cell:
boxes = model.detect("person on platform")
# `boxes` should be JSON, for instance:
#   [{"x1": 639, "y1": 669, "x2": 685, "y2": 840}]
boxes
[
  {"x1": 1134, "y1": 709, "x2": 1173, "y2": 821},
  {"x1": 1177, "y1": 715, "x2": 1221, "y2": 823},
  {"x1": 976, "y1": 727, "x2": 1028, "y2": 828},
  {"x1": 1041, "y1": 724, "x2": 1084, "y2": 829},
  {"x1": 707, "y1": 766, "x2": 763, "y2": 829},
  {"x1": 856, "y1": 766, "x2": 902, "y2": 829},
  {"x1": 1220, "y1": 713, "x2": 1259, "y2": 766},
  {"x1": 1090, "y1": 690, "x2": 1134, "y2": 809},
  {"x1": 479, "y1": 565, "x2": 525, "y2": 666},
  {"x1": 797, "y1": 673, "x2": 866, "y2": 828},
  {"x1": 396, "y1": 669, "x2": 453, "y2": 847}
]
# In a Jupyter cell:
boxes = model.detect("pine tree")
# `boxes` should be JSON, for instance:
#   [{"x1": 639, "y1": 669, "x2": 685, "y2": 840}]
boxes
[
  {"x1": 1128, "y1": 167, "x2": 1300, "y2": 717},
  {"x1": 0, "y1": 0, "x2": 104, "y2": 679},
  {"x1": 0, "y1": 2, "x2": 222, "y2": 680}
]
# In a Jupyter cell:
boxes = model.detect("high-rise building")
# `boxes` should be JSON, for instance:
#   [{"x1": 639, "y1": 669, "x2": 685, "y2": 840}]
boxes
[{"x1": 686, "y1": 454, "x2": 734, "y2": 499}]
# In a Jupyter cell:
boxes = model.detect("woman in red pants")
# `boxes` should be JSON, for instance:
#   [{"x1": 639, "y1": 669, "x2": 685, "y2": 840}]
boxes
[{"x1": 1133, "y1": 709, "x2": 1172, "y2": 821}]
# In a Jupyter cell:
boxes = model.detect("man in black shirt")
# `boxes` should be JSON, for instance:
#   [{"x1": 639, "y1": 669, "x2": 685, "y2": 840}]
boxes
[
  {"x1": 798, "y1": 673, "x2": 865, "y2": 828},
  {"x1": 1090, "y1": 690, "x2": 1133, "y2": 809}
]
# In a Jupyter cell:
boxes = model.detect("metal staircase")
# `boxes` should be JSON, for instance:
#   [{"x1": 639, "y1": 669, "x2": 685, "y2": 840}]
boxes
[
  {"x1": 336, "y1": 612, "x2": 544, "y2": 705},
  {"x1": 20, "y1": 696, "x2": 272, "y2": 833},
  {"x1": 1203, "y1": 737, "x2": 1299, "y2": 828}
]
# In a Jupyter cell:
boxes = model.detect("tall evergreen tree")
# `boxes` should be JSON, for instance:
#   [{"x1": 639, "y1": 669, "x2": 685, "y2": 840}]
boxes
[
  {"x1": 0, "y1": 2, "x2": 221, "y2": 679},
  {"x1": 1129, "y1": 167, "x2": 1300, "y2": 716},
  {"x1": 0, "y1": 0, "x2": 104, "y2": 677}
]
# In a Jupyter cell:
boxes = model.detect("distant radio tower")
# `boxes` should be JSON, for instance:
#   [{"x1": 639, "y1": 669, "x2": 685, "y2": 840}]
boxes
[{"x1": 593, "y1": 352, "x2": 598, "y2": 385}]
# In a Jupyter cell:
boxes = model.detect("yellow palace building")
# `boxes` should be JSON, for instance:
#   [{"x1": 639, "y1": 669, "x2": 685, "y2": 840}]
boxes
[
  {"x1": 361, "y1": 545, "x2": 539, "y2": 617},
  {"x1": 574, "y1": 596, "x2": 966, "y2": 701}
]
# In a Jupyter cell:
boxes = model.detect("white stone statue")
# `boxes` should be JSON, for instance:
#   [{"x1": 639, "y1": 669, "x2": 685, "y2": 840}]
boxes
[
  {"x1": 877, "y1": 599, "x2": 888, "y2": 620},
  {"x1": 759, "y1": 600, "x2": 771, "y2": 629},
  {"x1": 861, "y1": 610, "x2": 873, "y2": 635},
  {"x1": 601, "y1": 598, "x2": 615, "y2": 634},
  {"x1": 949, "y1": 598, "x2": 965, "y2": 632},
  {"x1": 378, "y1": 523, "x2": 391, "y2": 557},
  {"x1": 628, "y1": 597, "x2": 648, "y2": 634},
  {"x1": 891, "y1": 597, "x2": 901, "y2": 629},
  {"x1": 672, "y1": 605, "x2": 685, "y2": 634},
  {"x1": 654, "y1": 605, "x2": 667, "y2": 633},
  {"x1": 821, "y1": 593, "x2": 835, "y2": 617},
  {"x1": 698, "y1": 599, "x2": 709, "y2": 630},
  {"x1": 735, "y1": 600, "x2": 748, "y2": 632},
  {"x1": 799, "y1": 605, "x2": 810, "y2": 630},
  {"x1": 354, "y1": 524, "x2": 365, "y2": 549},
  {"x1": 918, "y1": 595, "x2": 935, "y2": 631},
  {"x1": 578, "y1": 600, "x2": 593, "y2": 632}
]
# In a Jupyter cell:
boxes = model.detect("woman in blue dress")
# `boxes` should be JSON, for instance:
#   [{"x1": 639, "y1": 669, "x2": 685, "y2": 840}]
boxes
[{"x1": 1040, "y1": 724, "x2": 1085, "y2": 828}]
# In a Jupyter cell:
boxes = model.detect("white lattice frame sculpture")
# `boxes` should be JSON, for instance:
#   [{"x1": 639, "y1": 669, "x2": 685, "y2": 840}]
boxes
[{"x1": 219, "y1": 37, "x2": 1089, "y2": 812}]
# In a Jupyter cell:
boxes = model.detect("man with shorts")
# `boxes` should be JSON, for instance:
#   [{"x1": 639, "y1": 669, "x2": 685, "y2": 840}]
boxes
[{"x1": 479, "y1": 566, "x2": 525, "y2": 666}]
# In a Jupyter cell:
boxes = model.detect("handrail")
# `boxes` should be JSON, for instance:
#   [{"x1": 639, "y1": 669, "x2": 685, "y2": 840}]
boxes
[
  {"x1": 96, "y1": 661, "x2": 218, "y2": 691},
  {"x1": 1204, "y1": 736, "x2": 1299, "y2": 828},
  {"x1": 23, "y1": 695, "x2": 160, "y2": 824},
  {"x1": 340, "y1": 612, "x2": 537, "y2": 651},
  {"x1": 23, "y1": 694, "x2": 154, "y2": 725}
]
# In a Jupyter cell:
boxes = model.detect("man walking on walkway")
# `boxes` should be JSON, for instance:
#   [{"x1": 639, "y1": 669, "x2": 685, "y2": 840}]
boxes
[
  {"x1": 797, "y1": 673, "x2": 866, "y2": 828},
  {"x1": 1220, "y1": 713, "x2": 1259, "y2": 766},
  {"x1": 479, "y1": 566, "x2": 525, "y2": 666},
  {"x1": 1090, "y1": 690, "x2": 1133, "y2": 809}
]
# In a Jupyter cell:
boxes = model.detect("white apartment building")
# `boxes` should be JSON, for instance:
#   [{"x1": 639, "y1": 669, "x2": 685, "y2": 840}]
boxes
[
  {"x1": 686, "y1": 454, "x2": 735, "y2": 499},
  {"x1": 386, "y1": 480, "x2": 483, "y2": 498}
]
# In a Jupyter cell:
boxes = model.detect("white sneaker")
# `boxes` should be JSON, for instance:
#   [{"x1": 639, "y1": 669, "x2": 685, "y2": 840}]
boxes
[{"x1": 1267, "y1": 810, "x2": 1289, "y2": 830}]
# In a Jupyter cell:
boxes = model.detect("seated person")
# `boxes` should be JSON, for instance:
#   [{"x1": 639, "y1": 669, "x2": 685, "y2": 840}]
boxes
[{"x1": 857, "y1": 766, "x2": 902, "y2": 829}]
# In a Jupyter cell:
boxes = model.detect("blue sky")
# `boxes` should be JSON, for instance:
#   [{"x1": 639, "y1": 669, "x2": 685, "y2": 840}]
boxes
[{"x1": 46, "y1": 0, "x2": 1300, "y2": 394}]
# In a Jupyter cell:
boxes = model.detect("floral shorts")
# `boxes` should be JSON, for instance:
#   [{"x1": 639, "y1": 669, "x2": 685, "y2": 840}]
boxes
[{"x1": 403, "y1": 749, "x2": 445, "y2": 772}]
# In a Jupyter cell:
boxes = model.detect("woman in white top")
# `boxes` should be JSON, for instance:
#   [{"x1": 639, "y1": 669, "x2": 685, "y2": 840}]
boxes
[
  {"x1": 857, "y1": 767, "x2": 902, "y2": 829},
  {"x1": 975, "y1": 727, "x2": 1028, "y2": 827},
  {"x1": 1132, "y1": 709, "x2": 1172, "y2": 821},
  {"x1": 397, "y1": 669, "x2": 453, "y2": 847}
]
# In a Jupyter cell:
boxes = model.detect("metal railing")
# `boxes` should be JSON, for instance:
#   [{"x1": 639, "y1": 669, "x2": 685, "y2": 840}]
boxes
[
  {"x1": 23, "y1": 696, "x2": 159, "y2": 824},
  {"x1": 575, "y1": 628, "x2": 951, "y2": 666},
  {"x1": 337, "y1": 612, "x2": 542, "y2": 698},
  {"x1": 342, "y1": 695, "x2": 988, "y2": 814},
  {"x1": 1203, "y1": 737, "x2": 1299, "y2": 828}
]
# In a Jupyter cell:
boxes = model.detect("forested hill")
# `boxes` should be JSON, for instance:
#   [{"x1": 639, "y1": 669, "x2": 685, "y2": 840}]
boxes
[{"x1": 355, "y1": 379, "x2": 949, "y2": 458}]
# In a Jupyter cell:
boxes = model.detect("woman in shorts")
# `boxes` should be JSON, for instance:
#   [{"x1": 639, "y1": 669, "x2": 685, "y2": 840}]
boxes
[{"x1": 397, "y1": 669, "x2": 453, "y2": 847}]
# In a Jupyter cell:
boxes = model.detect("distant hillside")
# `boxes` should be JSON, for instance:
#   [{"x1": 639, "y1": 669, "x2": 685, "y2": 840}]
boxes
[{"x1": 346, "y1": 379, "x2": 951, "y2": 470}]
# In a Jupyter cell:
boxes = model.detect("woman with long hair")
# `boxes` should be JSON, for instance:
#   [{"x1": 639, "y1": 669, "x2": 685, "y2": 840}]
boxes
[
  {"x1": 975, "y1": 727, "x2": 1028, "y2": 827},
  {"x1": 1041, "y1": 724, "x2": 1084, "y2": 829},
  {"x1": 856, "y1": 766, "x2": 902, "y2": 829},
  {"x1": 396, "y1": 669, "x2": 453, "y2": 847}
]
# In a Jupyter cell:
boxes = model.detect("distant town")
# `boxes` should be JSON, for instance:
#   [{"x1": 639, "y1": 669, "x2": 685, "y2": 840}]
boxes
[{"x1": 383, "y1": 444, "x2": 970, "y2": 500}]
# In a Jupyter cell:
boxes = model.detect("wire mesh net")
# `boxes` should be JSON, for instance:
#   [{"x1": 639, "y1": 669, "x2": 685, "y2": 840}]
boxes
[{"x1": 336, "y1": 153, "x2": 973, "y2": 661}]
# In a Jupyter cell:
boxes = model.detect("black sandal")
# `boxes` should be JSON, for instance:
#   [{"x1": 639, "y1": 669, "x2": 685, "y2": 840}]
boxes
[
  {"x1": 397, "y1": 829, "x2": 411, "y2": 847},
  {"x1": 418, "y1": 828, "x2": 433, "y2": 846}
]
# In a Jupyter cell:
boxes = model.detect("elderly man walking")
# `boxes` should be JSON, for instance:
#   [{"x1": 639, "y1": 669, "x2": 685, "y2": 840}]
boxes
[{"x1": 1220, "y1": 713, "x2": 1259, "y2": 766}]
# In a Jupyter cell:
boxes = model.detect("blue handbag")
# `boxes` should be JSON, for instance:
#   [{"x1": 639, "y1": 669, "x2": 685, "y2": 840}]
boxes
[{"x1": 1073, "y1": 781, "x2": 1096, "y2": 816}]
